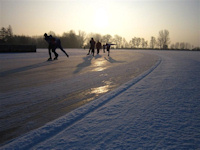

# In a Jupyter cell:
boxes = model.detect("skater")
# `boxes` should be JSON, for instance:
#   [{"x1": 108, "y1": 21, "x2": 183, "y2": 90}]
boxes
[
  {"x1": 87, "y1": 47, "x2": 91, "y2": 55},
  {"x1": 88, "y1": 38, "x2": 96, "y2": 56},
  {"x1": 105, "y1": 43, "x2": 116, "y2": 56},
  {"x1": 96, "y1": 41, "x2": 102, "y2": 54},
  {"x1": 44, "y1": 33, "x2": 53, "y2": 60},
  {"x1": 44, "y1": 33, "x2": 69, "y2": 61},
  {"x1": 103, "y1": 44, "x2": 106, "y2": 53}
]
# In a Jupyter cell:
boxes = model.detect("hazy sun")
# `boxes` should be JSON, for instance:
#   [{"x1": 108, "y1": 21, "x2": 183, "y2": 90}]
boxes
[{"x1": 94, "y1": 8, "x2": 108, "y2": 29}]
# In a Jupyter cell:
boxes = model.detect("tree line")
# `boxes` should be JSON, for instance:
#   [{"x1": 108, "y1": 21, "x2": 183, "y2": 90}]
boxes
[{"x1": 0, "y1": 25, "x2": 199, "y2": 50}]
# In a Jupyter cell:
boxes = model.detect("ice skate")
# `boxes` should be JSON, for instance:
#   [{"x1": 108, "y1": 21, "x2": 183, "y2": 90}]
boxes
[{"x1": 47, "y1": 58, "x2": 52, "y2": 61}]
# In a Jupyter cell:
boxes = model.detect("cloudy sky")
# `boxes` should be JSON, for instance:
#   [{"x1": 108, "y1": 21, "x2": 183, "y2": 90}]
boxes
[{"x1": 1, "y1": 0, "x2": 199, "y2": 46}]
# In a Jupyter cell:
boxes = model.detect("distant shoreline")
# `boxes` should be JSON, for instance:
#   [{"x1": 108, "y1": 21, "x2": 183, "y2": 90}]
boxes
[{"x1": 111, "y1": 48, "x2": 200, "y2": 51}]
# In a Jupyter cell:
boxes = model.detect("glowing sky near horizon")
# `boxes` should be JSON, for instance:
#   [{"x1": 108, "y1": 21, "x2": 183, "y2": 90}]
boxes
[{"x1": 0, "y1": 0, "x2": 200, "y2": 46}]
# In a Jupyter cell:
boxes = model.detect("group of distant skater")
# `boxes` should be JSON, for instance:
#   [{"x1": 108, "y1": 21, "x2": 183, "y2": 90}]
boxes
[
  {"x1": 87, "y1": 38, "x2": 115, "y2": 57},
  {"x1": 44, "y1": 33, "x2": 115, "y2": 60}
]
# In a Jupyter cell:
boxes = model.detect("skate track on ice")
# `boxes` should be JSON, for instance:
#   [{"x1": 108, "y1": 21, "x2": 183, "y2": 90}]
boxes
[
  {"x1": 0, "y1": 49, "x2": 157, "y2": 145},
  {"x1": 1, "y1": 50, "x2": 200, "y2": 149}
]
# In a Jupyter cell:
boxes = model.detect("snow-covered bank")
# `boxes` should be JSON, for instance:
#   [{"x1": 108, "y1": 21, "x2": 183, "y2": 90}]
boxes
[{"x1": 1, "y1": 50, "x2": 200, "y2": 149}]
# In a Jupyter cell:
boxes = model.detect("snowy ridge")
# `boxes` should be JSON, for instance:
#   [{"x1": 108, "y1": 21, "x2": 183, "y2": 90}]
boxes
[{"x1": 1, "y1": 58, "x2": 162, "y2": 149}]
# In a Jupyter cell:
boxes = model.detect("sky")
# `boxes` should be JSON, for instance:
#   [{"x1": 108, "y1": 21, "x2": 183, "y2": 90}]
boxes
[{"x1": 0, "y1": 0, "x2": 200, "y2": 46}]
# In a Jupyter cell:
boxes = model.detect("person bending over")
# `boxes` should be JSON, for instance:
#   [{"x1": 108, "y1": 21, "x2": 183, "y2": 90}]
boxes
[{"x1": 44, "y1": 33, "x2": 69, "y2": 60}]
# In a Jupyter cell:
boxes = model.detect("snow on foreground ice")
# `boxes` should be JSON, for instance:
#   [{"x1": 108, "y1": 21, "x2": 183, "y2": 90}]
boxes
[
  {"x1": 0, "y1": 49, "x2": 158, "y2": 144},
  {"x1": 1, "y1": 50, "x2": 200, "y2": 149}
]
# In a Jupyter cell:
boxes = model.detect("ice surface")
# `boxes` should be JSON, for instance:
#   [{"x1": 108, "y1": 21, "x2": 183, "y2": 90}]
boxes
[
  {"x1": 0, "y1": 49, "x2": 157, "y2": 145},
  {"x1": 1, "y1": 50, "x2": 200, "y2": 149}
]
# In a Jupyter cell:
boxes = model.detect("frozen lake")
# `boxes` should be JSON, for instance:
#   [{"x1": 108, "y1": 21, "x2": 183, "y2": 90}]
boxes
[
  {"x1": 1, "y1": 49, "x2": 200, "y2": 149},
  {"x1": 0, "y1": 49, "x2": 158, "y2": 145}
]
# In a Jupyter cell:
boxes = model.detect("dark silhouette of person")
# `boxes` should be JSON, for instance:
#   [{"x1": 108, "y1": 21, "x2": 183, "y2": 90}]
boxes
[
  {"x1": 88, "y1": 38, "x2": 96, "y2": 56},
  {"x1": 87, "y1": 47, "x2": 91, "y2": 55},
  {"x1": 105, "y1": 43, "x2": 116, "y2": 56},
  {"x1": 44, "y1": 33, "x2": 69, "y2": 61},
  {"x1": 103, "y1": 44, "x2": 106, "y2": 53},
  {"x1": 44, "y1": 33, "x2": 53, "y2": 60},
  {"x1": 96, "y1": 41, "x2": 102, "y2": 54}
]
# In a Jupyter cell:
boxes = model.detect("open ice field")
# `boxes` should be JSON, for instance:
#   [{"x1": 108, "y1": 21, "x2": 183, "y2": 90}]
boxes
[
  {"x1": 0, "y1": 49, "x2": 158, "y2": 145},
  {"x1": 1, "y1": 49, "x2": 200, "y2": 149}
]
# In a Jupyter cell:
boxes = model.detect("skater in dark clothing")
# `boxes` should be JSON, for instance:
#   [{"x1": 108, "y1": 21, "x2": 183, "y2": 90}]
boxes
[
  {"x1": 105, "y1": 43, "x2": 116, "y2": 56},
  {"x1": 103, "y1": 44, "x2": 106, "y2": 53},
  {"x1": 44, "y1": 33, "x2": 53, "y2": 60},
  {"x1": 88, "y1": 38, "x2": 96, "y2": 56},
  {"x1": 87, "y1": 47, "x2": 92, "y2": 55},
  {"x1": 44, "y1": 33, "x2": 69, "y2": 61},
  {"x1": 96, "y1": 41, "x2": 102, "y2": 54}
]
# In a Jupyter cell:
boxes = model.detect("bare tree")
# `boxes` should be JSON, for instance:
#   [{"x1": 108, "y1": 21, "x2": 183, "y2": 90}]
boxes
[
  {"x1": 140, "y1": 38, "x2": 148, "y2": 49},
  {"x1": 113, "y1": 34, "x2": 122, "y2": 48},
  {"x1": 157, "y1": 37, "x2": 162, "y2": 49},
  {"x1": 0, "y1": 25, "x2": 13, "y2": 43},
  {"x1": 141, "y1": 38, "x2": 145, "y2": 48},
  {"x1": 0, "y1": 27, "x2": 7, "y2": 41},
  {"x1": 185, "y1": 43, "x2": 191, "y2": 50},
  {"x1": 144, "y1": 41, "x2": 148, "y2": 48},
  {"x1": 158, "y1": 29, "x2": 170, "y2": 49},
  {"x1": 7, "y1": 25, "x2": 13, "y2": 37},
  {"x1": 94, "y1": 33, "x2": 102, "y2": 42},
  {"x1": 180, "y1": 42, "x2": 185, "y2": 49},
  {"x1": 175, "y1": 42, "x2": 180, "y2": 49},
  {"x1": 78, "y1": 30, "x2": 86, "y2": 47},
  {"x1": 170, "y1": 43, "x2": 175, "y2": 49},
  {"x1": 122, "y1": 38, "x2": 129, "y2": 48},
  {"x1": 130, "y1": 37, "x2": 137, "y2": 48},
  {"x1": 150, "y1": 36, "x2": 156, "y2": 49},
  {"x1": 102, "y1": 34, "x2": 112, "y2": 43},
  {"x1": 136, "y1": 37, "x2": 141, "y2": 48},
  {"x1": 129, "y1": 40, "x2": 132, "y2": 48}
]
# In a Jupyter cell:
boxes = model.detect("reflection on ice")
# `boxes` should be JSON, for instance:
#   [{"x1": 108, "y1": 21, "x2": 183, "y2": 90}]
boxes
[
  {"x1": 95, "y1": 61, "x2": 105, "y2": 66},
  {"x1": 92, "y1": 60, "x2": 108, "y2": 72},
  {"x1": 90, "y1": 80, "x2": 115, "y2": 96},
  {"x1": 91, "y1": 85, "x2": 110, "y2": 94},
  {"x1": 93, "y1": 67, "x2": 107, "y2": 72}
]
